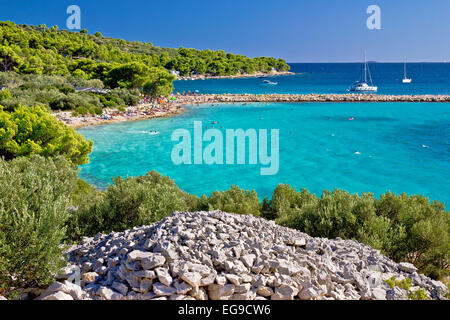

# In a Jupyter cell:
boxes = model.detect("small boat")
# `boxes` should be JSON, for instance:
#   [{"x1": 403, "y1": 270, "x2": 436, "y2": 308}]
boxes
[
  {"x1": 263, "y1": 80, "x2": 278, "y2": 85},
  {"x1": 349, "y1": 51, "x2": 378, "y2": 92},
  {"x1": 402, "y1": 57, "x2": 412, "y2": 83}
]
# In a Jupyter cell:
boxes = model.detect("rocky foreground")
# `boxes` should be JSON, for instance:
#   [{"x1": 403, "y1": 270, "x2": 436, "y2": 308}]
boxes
[{"x1": 32, "y1": 211, "x2": 447, "y2": 300}]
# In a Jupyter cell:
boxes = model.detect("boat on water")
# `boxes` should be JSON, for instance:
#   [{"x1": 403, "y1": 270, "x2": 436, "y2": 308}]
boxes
[
  {"x1": 402, "y1": 57, "x2": 412, "y2": 83},
  {"x1": 349, "y1": 51, "x2": 378, "y2": 92},
  {"x1": 263, "y1": 79, "x2": 278, "y2": 85}
]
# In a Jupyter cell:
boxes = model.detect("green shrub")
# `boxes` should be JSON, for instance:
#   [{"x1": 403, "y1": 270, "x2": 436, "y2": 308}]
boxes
[
  {"x1": 106, "y1": 88, "x2": 140, "y2": 106},
  {"x1": 0, "y1": 156, "x2": 78, "y2": 295},
  {"x1": 408, "y1": 288, "x2": 430, "y2": 300},
  {"x1": 75, "y1": 106, "x2": 88, "y2": 115},
  {"x1": 0, "y1": 104, "x2": 93, "y2": 165},
  {"x1": 269, "y1": 184, "x2": 449, "y2": 279},
  {"x1": 0, "y1": 88, "x2": 12, "y2": 101},
  {"x1": 201, "y1": 185, "x2": 261, "y2": 216},
  {"x1": 89, "y1": 106, "x2": 103, "y2": 115},
  {"x1": 385, "y1": 276, "x2": 412, "y2": 290},
  {"x1": 66, "y1": 171, "x2": 200, "y2": 239}
]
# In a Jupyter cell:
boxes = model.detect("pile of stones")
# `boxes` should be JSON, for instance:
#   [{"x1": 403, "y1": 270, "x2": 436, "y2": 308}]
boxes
[{"x1": 33, "y1": 211, "x2": 447, "y2": 300}]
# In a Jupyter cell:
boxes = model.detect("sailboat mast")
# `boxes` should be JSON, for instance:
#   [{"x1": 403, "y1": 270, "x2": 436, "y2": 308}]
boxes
[
  {"x1": 404, "y1": 57, "x2": 407, "y2": 78},
  {"x1": 364, "y1": 51, "x2": 367, "y2": 83}
]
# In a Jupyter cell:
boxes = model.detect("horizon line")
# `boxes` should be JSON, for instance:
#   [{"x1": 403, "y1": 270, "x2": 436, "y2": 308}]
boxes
[{"x1": 287, "y1": 61, "x2": 448, "y2": 64}]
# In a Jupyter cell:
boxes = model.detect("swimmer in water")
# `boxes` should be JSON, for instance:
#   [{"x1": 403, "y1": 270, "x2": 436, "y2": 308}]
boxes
[{"x1": 349, "y1": 117, "x2": 355, "y2": 121}]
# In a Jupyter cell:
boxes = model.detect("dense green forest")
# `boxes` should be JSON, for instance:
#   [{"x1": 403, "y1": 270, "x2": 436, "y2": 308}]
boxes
[{"x1": 0, "y1": 21, "x2": 290, "y2": 114}]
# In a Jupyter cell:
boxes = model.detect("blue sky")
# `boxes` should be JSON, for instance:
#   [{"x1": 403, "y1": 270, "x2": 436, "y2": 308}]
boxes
[{"x1": 1, "y1": 0, "x2": 449, "y2": 62}]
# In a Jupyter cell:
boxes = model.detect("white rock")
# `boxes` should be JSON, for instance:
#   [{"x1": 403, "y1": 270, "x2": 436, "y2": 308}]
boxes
[
  {"x1": 42, "y1": 291, "x2": 74, "y2": 300},
  {"x1": 127, "y1": 250, "x2": 153, "y2": 262},
  {"x1": 272, "y1": 284, "x2": 299, "y2": 300},
  {"x1": 141, "y1": 255, "x2": 166, "y2": 270},
  {"x1": 155, "y1": 267, "x2": 173, "y2": 287},
  {"x1": 208, "y1": 284, "x2": 235, "y2": 300},
  {"x1": 371, "y1": 287, "x2": 387, "y2": 300},
  {"x1": 153, "y1": 283, "x2": 176, "y2": 296},
  {"x1": 299, "y1": 286, "x2": 320, "y2": 300},
  {"x1": 179, "y1": 271, "x2": 202, "y2": 290},
  {"x1": 241, "y1": 254, "x2": 256, "y2": 268},
  {"x1": 398, "y1": 262, "x2": 418, "y2": 274}
]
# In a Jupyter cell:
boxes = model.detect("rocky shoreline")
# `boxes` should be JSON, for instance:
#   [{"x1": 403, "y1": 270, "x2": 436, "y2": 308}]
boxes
[
  {"x1": 22, "y1": 211, "x2": 448, "y2": 301},
  {"x1": 181, "y1": 93, "x2": 450, "y2": 103},
  {"x1": 176, "y1": 71, "x2": 295, "y2": 81}
]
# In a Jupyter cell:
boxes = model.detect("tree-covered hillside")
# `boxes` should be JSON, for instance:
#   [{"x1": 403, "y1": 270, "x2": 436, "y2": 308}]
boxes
[
  {"x1": 0, "y1": 21, "x2": 289, "y2": 82},
  {"x1": 0, "y1": 21, "x2": 290, "y2": 113}
]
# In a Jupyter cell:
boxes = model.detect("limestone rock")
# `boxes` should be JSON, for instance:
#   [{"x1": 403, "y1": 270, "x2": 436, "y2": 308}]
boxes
[{"x1": 37, "y1": 210, "x2": 444, "y2": 301}]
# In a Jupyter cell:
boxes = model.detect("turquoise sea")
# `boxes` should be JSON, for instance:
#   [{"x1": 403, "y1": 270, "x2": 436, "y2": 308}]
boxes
[{"x1": 78, "y1": 100, "x2": 450, "y2": 206}]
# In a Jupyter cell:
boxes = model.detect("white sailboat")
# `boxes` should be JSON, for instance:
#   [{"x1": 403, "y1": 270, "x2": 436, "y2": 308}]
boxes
[
  {"x1": 402, "y1": 57, "x2": 412, "y2": 83},
  {"x1": 349, "y1": 51, "x2": 378, "y2": 92}
]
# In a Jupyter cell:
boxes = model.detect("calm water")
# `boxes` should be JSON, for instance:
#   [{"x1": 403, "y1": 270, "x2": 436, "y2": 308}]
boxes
[
  {"x1": 78, "y1": 102, "x2": 450, "y2": 206},
  {"x1": 174, "y1": 63, "x2": 450, "y2": 95}
]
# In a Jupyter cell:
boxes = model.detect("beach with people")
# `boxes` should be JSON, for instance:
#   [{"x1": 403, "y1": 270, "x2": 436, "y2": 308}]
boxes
[
  {"x1": 53, "y1": 96, "x2": 184, "y2": 128},
  {"x1": 53, "y1": 92, "x2": 450, "y2": 128}
]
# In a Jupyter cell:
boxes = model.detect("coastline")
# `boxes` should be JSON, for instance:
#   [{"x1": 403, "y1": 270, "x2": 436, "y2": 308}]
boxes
[
  {"x1": 54, "y1": 104, "x2": 184, "y2": 129},
  {"x1": 57, "y1": 93, "x2": 450, "y2": 129},
  {"x1": 175, "y1": 70, "x2": 295, "y2": 80}
]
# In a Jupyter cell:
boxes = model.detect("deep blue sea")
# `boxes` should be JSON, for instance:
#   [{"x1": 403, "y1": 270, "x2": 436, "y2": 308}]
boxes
[
  {"x1": 174, "y1": 63, "x2": 450, "y2": 95},
  {"x1": 78, "y1": 63, "x2": 450, "y2": 206}
]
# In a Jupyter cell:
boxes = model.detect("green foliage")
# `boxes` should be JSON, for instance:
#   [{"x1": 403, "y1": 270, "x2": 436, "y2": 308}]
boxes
[
  {"x1": 66, "y1": 171, "x2": 200, "y2": 240},
  {"x1": 385, "y1": 276, "x2": 412, "y2": 290},
  {"x1": 106, "y1": 62, "x2": 151, "y2": 89},
  {"x1": 0, "y1": 104, "x2": 93, "y2": 165},
  {"x1": 0, "y1": 88, "x2": 11, "y2": 100},
  {"x1": 0, "y1": 156, "x2": 78, "y2": 295},
  {"x1": 200, "y1": 185, "x2": 261, "y2": 216},
  {"x1": 142, "y1": 68, "x2": 175, "y2": 97},
  {"x1": 0, "y1": 21, "x2": 290, "y2": 100},
  {"x1": 104, "y1": 88, "x2": 140, "y2": 107},
  {"x1": 384, "y1": 276, "x2": 431, "y2": 300},
  {"x1": 267, "y1": 184, "x2": 449, "y2": 279},
  {"x1": 0, "y1": 72, "x2": 106, "y2": 112},
  {"x1": 408, "y1": 288, "x2": 430, "y2": 300},
  {"x1": 166, "y1": 48, "x2": 290, "y2": 76}
]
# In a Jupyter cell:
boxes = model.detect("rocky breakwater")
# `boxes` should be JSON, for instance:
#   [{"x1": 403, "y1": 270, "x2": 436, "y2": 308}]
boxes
[
  {"x1": 35, "y1": 211, "x2": 447, "y2": 301},
  {"x1": 193, "y1": 93, "x2": 450, "y2": 104}
]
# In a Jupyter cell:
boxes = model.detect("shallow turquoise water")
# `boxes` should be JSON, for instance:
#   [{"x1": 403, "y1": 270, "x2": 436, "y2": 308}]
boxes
[{"x1": 78, "y1": 102, "x2": 450, "y2": 206}]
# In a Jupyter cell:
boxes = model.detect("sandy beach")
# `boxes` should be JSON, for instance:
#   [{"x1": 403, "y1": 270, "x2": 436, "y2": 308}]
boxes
[
  {"x1": 54, "y1": 99, "x2": 184, "y2": 129},
  {"x1": 55, "y1": 93, "x2": 450, "y2": 129}
]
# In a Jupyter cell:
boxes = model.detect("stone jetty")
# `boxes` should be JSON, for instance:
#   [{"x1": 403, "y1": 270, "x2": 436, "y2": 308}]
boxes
[
  {"x1": 29, "y1": 211, "x2": 448, "y2": 301},
  {"x1": 176, "y1": 93, "x2": 450, "y2": 105}
]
